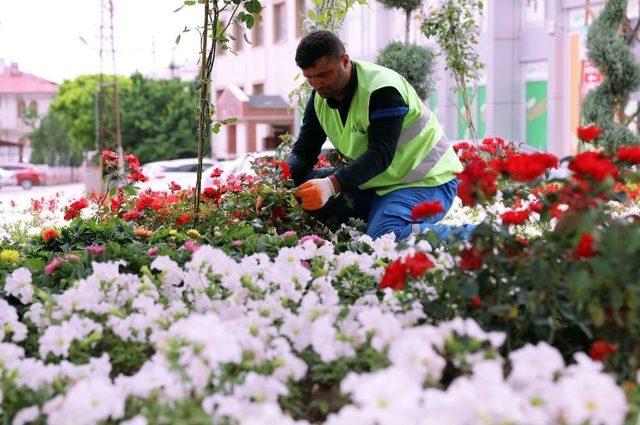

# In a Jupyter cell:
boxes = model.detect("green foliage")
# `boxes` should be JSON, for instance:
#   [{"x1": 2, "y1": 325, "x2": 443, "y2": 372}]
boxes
[
  {"x1": 421, "y1": 0, "x2": 484, "y2": 141},
  {"x1": 30, "y1": 110, "x2": 83, "y2": 166},
  {"x1": 582, "y1": 0, "x2": 640, "y2": 151},
  {"x1": 375, "y1": 41, "x2": 435, "y2": 100},
  {"x1": 120, "y1": 73, "x2": 200, "y2": 164}
]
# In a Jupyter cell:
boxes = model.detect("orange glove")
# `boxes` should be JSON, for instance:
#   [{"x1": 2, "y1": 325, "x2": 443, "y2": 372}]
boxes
[{"x1": 295, "y1": 178, "x2": 336, "y2": 210}]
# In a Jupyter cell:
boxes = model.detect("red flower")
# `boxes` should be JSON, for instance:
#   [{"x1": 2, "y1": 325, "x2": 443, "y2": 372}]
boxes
[
  {"x1": 42, "y1": 228, "x2": 60, "y2": 243},
  {"x1": 589, "y1": 340, "x2": 617, "y2": 361},
  {"x1": 569, "y1": 152, "x2": 618, "y2": 182},
  {"x1": 176, "y1": 214, "x2": 190, "y2": 225},
  {"x1": 124, "y1": 154, "x2": 141, "y2": 169},
  {"x1": 110, "y1": 189, "x2": 124, "y2": 213},
  {"x1": 202, "y1": 187, "x2": 221, "y2": 202},
  {"x1": 381, "y1": 259, "x2": 409, "y2": 291},
  {"x1": 123, "y1": 210, "x2": 141, "y2": 221},
  {"x1": 460, "y1": 246, "x2": 483, "y2": 270},
  {"x1": 210, "y1": 168, "x2": 223, "y2": 178},
  {"x1": 271, "y1": 206, "x2": 287, "y2": 222},
  {"x1": 169, "y1": 181, "x2": 182, "y2": 191},
  {"x1": 128, "y1": 170, "x2": 148, "y2": 183},
  {"x1": 615, "y1": 145, "x2": 640, "y2": 165},
  {"x1": 575, "y1": 233, "x2": 599, "y2": 259},
  {"x1": 470, "y1": 296, "x2": 484, "y2": 310},
  {"x1": 457, "y1": 159, "x2": 498, "y2": 206},
  {"x1": 411, "y1": 200, "x2": 444, "y2": 221},
  {"x1": 529, "y1": 200, "x2": 543, "y2": 213},
  {"x1": 102, "y1": 150, "x2": 119, "y2": 167},
  {"x1": 405, "y1": 252, "x2": 435, "y2": 277},
  {"x1": 501, "y1": 209, "x2": 531, "y2": 225},
  {"x1": 279, "y1": 161, "x2": 292, "y2": 180},
  {"x1": 64, "y1": 198, "x2": 89, "y2": 220},
  {"x1": 577, "y1": 124, "x2": 603, "y2": 142},
  {"x1": 496, "y1": 152, "x2": 558, "y2": 182}
]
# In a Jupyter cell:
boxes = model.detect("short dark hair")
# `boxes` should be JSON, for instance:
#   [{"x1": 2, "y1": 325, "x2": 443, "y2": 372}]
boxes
[{"x1": 295, "y1": 30, "x2": 345, "y2": 69}]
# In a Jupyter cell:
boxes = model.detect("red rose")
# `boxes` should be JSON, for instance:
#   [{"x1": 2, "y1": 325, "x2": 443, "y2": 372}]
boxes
[
  {"x1": 457, "y1": 159, "x2": 498, "y2": 206},
  {"x1": 498, "y1": 152, "x2": 558, "y2": 182},
  {"x1": 123, "y1": 210, "x2": 141, "y2": 221},
  {"x1": 411, "y1": 200, "x2": 444, "y2": 221},
  {"x1": 589, "y1": 340, "x2": 617, "y2": 361},
  {"x1": 460, "y1": 246, "x2": 483, "y2": 270},
  {"x1": 176, "y1": 214, "x2": 190, "y2": 225},
  {"x1": 500, "y1": 209, "x2": 531, "y2": 225},
  {"x1": 577, "y1": 124, "x2": 603, "y2": 142},
  {"x1": 569, "y1": 151, "x2": 618, "y2": 182},
  {"x1": 575, "y1": 233, "x2": 599, "y2": 259},
  {"x1": 615, "y1": 145, "x2": 640, "y2": 165},
  {"x1": 405, "y1": 252, "x2": 435, "y2": 277},
  {"x1": 381, "y1": 259, "x2": 408, "y2": 291},
  {"x1": 102, "y1": 150, "x2": 119, "y2": 167},
  {"x1": 470, "y1": 296, "x2": 484, "y2": 310}
]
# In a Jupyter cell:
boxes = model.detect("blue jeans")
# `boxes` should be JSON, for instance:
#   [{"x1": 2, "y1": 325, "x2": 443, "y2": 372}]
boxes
[{"x1": 298, "y1": 168, "x2": 475, "y2": 241}]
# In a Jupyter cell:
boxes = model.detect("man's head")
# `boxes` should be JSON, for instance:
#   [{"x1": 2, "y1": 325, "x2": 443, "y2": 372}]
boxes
[{"x1": 295, "y1": 30, "x2": 351, "y2": 100}]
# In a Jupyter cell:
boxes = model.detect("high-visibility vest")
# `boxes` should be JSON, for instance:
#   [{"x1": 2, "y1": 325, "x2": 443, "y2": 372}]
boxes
[{"x1": 314, "y1": 59, "x2": 463, "y2": 195}]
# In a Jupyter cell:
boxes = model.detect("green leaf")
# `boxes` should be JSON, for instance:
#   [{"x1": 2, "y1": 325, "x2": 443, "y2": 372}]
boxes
[
  {"x1": 175, "y1": 34, "x2": 182, "y2": 45},
  {"x1": 184, "y1": 0, "x2": 196, "y2": 5},
  {"x1": 244, "y1": 0, "x2": 262, "y2": 14}
]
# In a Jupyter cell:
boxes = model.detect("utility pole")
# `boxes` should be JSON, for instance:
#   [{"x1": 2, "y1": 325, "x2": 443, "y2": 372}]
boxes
[{"x1": 97, "y1": 0, "x2": 124, "y2": 187}]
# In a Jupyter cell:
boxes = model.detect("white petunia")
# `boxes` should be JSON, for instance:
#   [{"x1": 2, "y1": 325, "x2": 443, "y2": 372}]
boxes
[{"x1": 4, "y1": 267, "x2": 34, "y2": 304}]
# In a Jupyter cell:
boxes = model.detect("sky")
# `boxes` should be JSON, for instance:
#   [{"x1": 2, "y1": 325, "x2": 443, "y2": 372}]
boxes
[{"x1": 0, "y1": 0, "x2": 204, "y2": 83}]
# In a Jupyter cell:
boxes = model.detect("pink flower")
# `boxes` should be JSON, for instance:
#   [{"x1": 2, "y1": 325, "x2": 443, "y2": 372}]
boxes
[
  {"x1": 281, "y1": 231, "x2": 297, "y2": 238},
  {"x1": 300, "y1": 234, "x2": 325, "y2": 245},
  {"x1": 44, "y1": 257, "x2": 64, "y2": 276},
  {"x1": 183, "y1": 241, "x2": 200, "y2": 253},
  {"x1": 86, "y1": 245, "x2": 105, "y2": 255},
  {"x1": 64, "y1": 254, "x2": 80, "y2": 261},
  {"x1": 232, "y1": 240, "x2": 244, "y2": 247},
  {"x1": 147, "y1": 247, "x2": 159, "y2": 256}
]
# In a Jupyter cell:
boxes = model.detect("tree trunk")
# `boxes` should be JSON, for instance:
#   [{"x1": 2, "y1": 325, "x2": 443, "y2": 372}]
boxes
[
  {"x1": 460, "y1": 78, "x2": 478, "y2": 143},
  {"x1": 405, "y1": 9, "x2": 411, "y2": 44},
  {"x1": 194, "y1": 1, "x2": 211, "y2": 219}
]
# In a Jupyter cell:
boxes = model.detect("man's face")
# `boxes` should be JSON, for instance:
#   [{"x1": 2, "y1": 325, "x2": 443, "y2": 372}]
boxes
[{"x1": 302, "y1": 54, "x2": 350, "y2": 99}]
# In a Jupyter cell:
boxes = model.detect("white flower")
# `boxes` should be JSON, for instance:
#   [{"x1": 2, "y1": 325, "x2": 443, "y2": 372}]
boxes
[
  {"x1": 150, "y1": 255, "x2": 184, "y2": 286},
  {"x1": 388, "y1": 330, "x2": 446, "y2": 382},
  {"x1": 234, "y1": 372, "x2": 288, "y2": 403},
  {"x1": 12, "y1": 405, "x2": 39, "y2": 425},
  {"x1": 341, "y1": 367, "x2": 422, "y2": 423},
  {"x1": 551, "y1": 369, "x2": 627, "y2": 425},
  {"x1": 45, "y1": 377, "x2": 125, "y2": 425},
  {"x1": 508, "y1": 342, "x2": 565, "y2": 388},
  {"x1": 4, "y1": 267, "x2": 34, "y2": 304}
]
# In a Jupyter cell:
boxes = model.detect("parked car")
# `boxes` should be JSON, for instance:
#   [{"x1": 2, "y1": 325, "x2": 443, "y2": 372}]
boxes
[
  {"x1": 0, "y1": 163, "x2": 43, "y2": 190},
  {"x1": 0, "y1": 168, "x2": 18, "y2": 189},
  {"x1": 139, "y1": 158, "x2": 222, "y2": 191}
]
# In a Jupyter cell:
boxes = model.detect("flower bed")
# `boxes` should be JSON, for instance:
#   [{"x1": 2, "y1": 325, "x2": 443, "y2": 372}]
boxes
[{"x1": 1, "y1": 135, "x2": 640, "y2": 424}]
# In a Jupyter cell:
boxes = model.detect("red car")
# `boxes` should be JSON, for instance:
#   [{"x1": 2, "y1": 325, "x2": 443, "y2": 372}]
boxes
[{"x1": 0, "y1": 163, "x2": 43, "y2": 189}]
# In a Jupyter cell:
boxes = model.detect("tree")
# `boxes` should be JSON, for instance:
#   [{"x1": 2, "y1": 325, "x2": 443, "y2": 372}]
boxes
[
  {"x1": 581, "y1": 0, "x2": 640, "y2": 150},
  {"x1": 376, "y1": 41, "x2": 435, "y2": 100},
  {"x1": 376, "y1": 0, "x2": 422, "y2": 44},
  {"x1": 120, "y1": 73, "x2": 200, "y2": 164},
  {"x1": 30, "y1": 111, "x2": 83, "y2": 167},
  {"x1": 421, "y1": 0, "x2": 484, "y2": 142}
]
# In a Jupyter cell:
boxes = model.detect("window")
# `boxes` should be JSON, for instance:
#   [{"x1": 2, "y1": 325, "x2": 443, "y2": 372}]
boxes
[
  {"x1": 29, "y1": 101, "x2": 38, "y2": 115},
  {"x1": 296, "y1": 0, "x2": 305, "y2": 38},
  {"x1": 253, "y1": 83, "x2": 264, "y2": 95},
  {"x1": 252, "y1": 14, "x2": 263, "y2": 46},
  {"x1": 273, "y1": 2, "x2": 287, "y2": 43},
  {"x1": 17, "y1": 100, "x2": 26, "y2": 118}
]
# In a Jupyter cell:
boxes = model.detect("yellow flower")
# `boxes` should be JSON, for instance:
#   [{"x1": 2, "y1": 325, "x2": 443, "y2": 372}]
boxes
[
  {"x1": 0, "y1": 249, "x2": 20, "y2": 263},
  {"x1": 186, "y1": 229, "x2": 201, "y2": 239},
  {"x1": 168, "y1": 229, "x2": 178, "y2": 237}
]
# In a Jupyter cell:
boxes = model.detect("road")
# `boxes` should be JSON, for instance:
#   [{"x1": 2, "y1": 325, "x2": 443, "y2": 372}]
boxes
[{"x1": 0, "y1": 183, "x2": 85, "y2": 212}]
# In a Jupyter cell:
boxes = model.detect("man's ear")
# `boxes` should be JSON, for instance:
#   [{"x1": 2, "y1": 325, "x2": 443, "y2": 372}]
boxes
[{"x1": 341, "y1": 53, "x2": 350, "y2": 68}]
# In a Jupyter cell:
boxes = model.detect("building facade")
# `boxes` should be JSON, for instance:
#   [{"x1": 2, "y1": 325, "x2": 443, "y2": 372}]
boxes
[
  {"x1": 0, "y1": 59, "x2": 58, "y2": 162},
  {"x1": 210, "y1": 0, "x2": 640, "y2": 159}
]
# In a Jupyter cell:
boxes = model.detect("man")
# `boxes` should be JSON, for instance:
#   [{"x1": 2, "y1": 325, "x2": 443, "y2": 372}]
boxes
[{"x1": 286, "y1": 30, "x2": 464, "y2": 241}]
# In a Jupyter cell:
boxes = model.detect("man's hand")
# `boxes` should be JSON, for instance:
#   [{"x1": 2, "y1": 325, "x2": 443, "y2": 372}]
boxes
[{"x1": 295, "y1": 177, "x2": 336, "y2": 210}]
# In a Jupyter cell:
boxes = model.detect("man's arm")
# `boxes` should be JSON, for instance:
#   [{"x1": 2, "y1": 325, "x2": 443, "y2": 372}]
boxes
[
  {"x1": 332, "y1": 87, "x2": 408, "y2": 191},
  {"x1": 286, "y1": 91, "x2": 327, "y2": 185}
]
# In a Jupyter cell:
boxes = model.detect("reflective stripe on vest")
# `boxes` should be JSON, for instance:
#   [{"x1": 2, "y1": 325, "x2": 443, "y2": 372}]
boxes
[
  {"x1": 397, "y1": 108, "x2": 430, "y2": 149},
  {"x1": 401, "y1": 130, "x2": 451, "y2": 184}
]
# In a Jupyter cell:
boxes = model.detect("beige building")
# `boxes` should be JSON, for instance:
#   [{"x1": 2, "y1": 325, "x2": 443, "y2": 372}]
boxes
[{"x1": 0, "y1": 59, "x2": 58, "y2": 162}]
